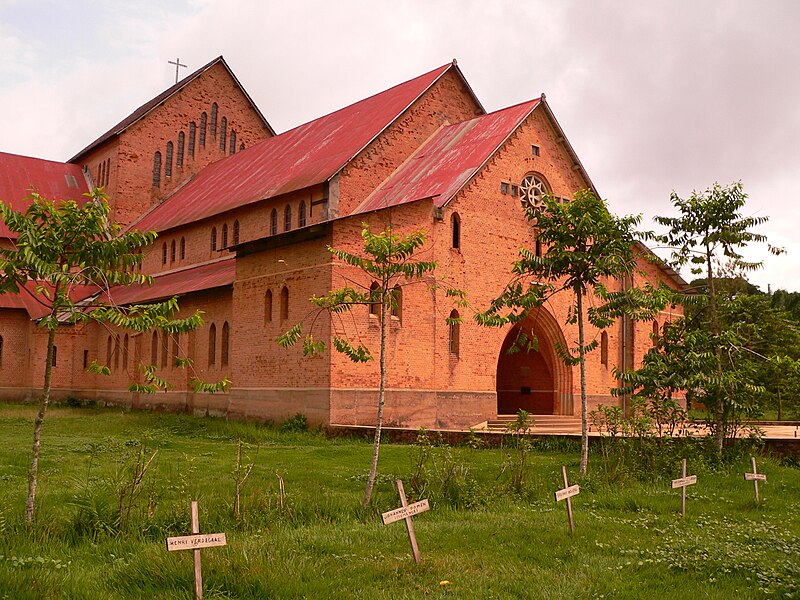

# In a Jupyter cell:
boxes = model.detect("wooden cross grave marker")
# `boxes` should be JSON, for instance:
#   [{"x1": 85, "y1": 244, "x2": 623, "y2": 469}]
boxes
[
  {"x1": 743, "y1": 456, "x2": 767, "y2": 502},
  {"x1": 554, "y1": 465, "x2": 580, "y2": 532},
  {"x1": 381, "y1": 479, "x2": 430, "y2": 564},
  {"x1": 671, "y1": 458, "x2": 697, "y2": 518},
  {"x1": 166, "y1": 501, "x2": 227, "y2": 600}
]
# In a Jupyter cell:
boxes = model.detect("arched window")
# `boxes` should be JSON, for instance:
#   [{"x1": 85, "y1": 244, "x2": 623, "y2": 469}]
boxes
[
  {"x1": 233, "y1": 220, "x2": 240, "y2": 245},
  {"x1": 391, "y1": 285, "x2": 402, "y2": 321},
  {"x1": 270, "y1": 209, "x2": 278, "y2": 235},
  {"x1": 222, "y1": 223, "x2": 228, "y2": 248},
  {"x1": 161, "y1": 332, "x2": 168, "y2": 368},
  {"x1": 153, "y1": 151, "x2": 162, "y2": 187},
  {"x1": 448, "y1": 310, "x2": 460, "y2": 356},
  {"x1": 114, "y1": 335, "x2": 120, "y2": 370},
  {"x1": 208, "y1": 324, "x2": 216, "y2": 366},
  {"x1": 369, "y1": 282, "x2": 380, "y2": 317},
  {"x1": 180, "y1": 237, "x2": 186, "y2": 260},
  {"x1": 280, "y1": 286, "x2": 289, "y2": 320},
  {"x1": 652, "y1": 321, "x2": 660, "y2": 346},
  {"x1": 535, "y1": 238, "x2": 543, "y2": 257},
  {"x1": 123, "y1": 334, "x2": 129, "y2": 369},
  {"x1": 221, "y1": 322, "x2": 230, "y2": 366},
  {"x1": 98, "y1": 162, "x2": 104, "y2": 187},
  {"x1": 106, "y1": 335, "x2": 113, "y2": 366},
  {"x1": 220, "y1": 117, "x2": 227, "y2": 151},
  {"x1": 170, "y1": 239, "x2": 176, "y2": 263},
  {"x1": 161, "y1": 242, "x2": 167, "y2": 265},
  {"x1": 0, "y1": 335, "x2": 3, "y2": 367},
  {"x1": 264, "y1": 289, "x2": 273, "y2": 323},
  {"x1": 519, "y1": 173, "x2": 550, "y2": 211},
  {"x1": 199, "y1": 112, "x2": 207, "y2": 147},
  {"x1": 177, "y1": 131, "x2": 185, "y2": 167},
  {"x1": 211, "y1": 227, "x2": 217, "y2": 251},
  {"x1": 171, "y1": 334, "x2": 179, "y2": 368},
  {"x1": 239, "y1": 143, "x2": 245, "y2": 152},
  {"x1": 210, "y1": 103, "x2": 218, "y2": 137},
  {"x1": 284, "y1": 205, "x2": 292, "y2": 231},
  {"x1": 151, "y1": 331, "x2": 159, "y2": 365},
  {"x1": 229, "y1": 130, "x2": 236, "y2": 155},
  {"x1": 165, "y1": 141, "x2": 173, "y2": 177},
  {"x1": 188, "y1": 122, "x2": 196, "y2": 157},
  {"x1": 451, "y1": 213, "x2": 461, "y2": 249},
  {"x1": 600, "y1": 331, "x2": 609, "y2": 367},
  {"x1": 298, "y1": 201, "x2": 306, "y2": 228}
]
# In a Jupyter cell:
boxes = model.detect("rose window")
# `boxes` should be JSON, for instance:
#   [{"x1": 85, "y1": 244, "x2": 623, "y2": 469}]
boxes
[{"x1": 519, "y1": 174, "x2": 548, "y2": 210}]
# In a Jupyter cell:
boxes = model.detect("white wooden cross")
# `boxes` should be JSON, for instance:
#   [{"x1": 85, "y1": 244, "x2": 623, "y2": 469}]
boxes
[
  {"x1": 554, "y1": 465, "x2": 580, "y2": 532},
  {"x1": 671, "y1": 458, "x2": 697, "y2": 518},
  {"x1": 743, "y1": 456, "x2": 767, "y2": 502},
  {"x1": 381, "y1": 479, "x2": 430, "y2": 564},
  {"x1": 166, "y1": 501, "x2": 227, "y2": 600}
]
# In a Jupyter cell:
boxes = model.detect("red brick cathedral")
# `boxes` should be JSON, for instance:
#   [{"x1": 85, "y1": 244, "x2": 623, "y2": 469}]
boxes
[{"x1": 0, "y1": 57, "x2": 684, "y2": 428}]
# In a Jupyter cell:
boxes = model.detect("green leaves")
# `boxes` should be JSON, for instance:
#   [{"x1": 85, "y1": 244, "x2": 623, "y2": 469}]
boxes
[
  {"x1": 477, "y1": 190, "x2": 663, "y2": 344},
  {"x1": 279, "y1": 224, "x2": 462, "y2": 366},
  {"x1": 0, "y1": 189, "x2": 225, "y2": 395}
]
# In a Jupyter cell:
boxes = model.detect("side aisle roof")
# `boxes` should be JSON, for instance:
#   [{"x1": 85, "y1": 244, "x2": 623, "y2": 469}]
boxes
[
  {"x1": 132, "y1": 61, "x2": 476, "y2": 234},
  {"x1": 0, "y1": 152, "x2": 90, "y2": 239}
]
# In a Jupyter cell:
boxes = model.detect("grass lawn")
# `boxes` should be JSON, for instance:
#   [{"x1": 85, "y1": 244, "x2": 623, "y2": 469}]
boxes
[{"x1": 0, "y1": 402, "x2": 798, "y2": 599}]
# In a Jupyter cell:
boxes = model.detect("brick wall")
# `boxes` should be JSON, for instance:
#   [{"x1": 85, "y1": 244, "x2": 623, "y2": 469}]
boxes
[
  {"x1": 336, "y1": 69, "x2": 483, "y2": 217},
  {"x1": 76, "y1": 62, "x2": 273, "y2": 229}
]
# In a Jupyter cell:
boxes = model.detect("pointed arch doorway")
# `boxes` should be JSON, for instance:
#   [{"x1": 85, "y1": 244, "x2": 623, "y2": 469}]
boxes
[{"x1": 495, "y1": 307, "x2": 573, "y2": 415}]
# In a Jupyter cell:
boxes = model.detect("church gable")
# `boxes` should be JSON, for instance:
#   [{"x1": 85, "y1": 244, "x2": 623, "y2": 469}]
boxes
[
  {"x1": 335, "y1": 63, "x2": 485, "y2": 217},
  {"x1": 71, "y1": 57, "x2": 274, "y2": 229}
]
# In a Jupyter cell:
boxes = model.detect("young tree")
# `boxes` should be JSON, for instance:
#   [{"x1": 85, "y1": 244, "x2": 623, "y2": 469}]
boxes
[
  {"x1": 477, "y1": 190, "x2": 667, "y2": 476},
  {"x1": 652, "y1": 181, "x2": 783, "y2": 451},
  {"x1": 0, "y1": 191, "x2": 224, "y2": 524},
  {"x1": 278, "y1": 224, "x2": 460, "y2": 505}
]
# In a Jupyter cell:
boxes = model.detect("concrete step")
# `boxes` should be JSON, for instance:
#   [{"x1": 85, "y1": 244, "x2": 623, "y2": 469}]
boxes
[{"x1": 482, "y1": 414, "x2": 581, "y2": 433}]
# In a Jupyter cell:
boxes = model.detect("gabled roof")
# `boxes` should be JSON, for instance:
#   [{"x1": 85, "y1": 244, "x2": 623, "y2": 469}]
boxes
[
  {"x1": 0, "y1": 152, "x2": 90, "y2": 238},
  {"x1": 103, "y1": 257, "x2": 235, "y2": 305},
  {"x1": 69, "y1": 56, "x2": 274, "y2": 163},
  {"x1": 353, "y1": 99, "x2": 541, "y2": 214},
  {"x1": 132, "y1": 62, "x2": 471, "y2": 234}
]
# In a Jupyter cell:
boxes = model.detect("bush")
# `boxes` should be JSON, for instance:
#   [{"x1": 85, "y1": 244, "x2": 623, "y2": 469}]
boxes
[{"x1": 279, "y1": 412, "x2": 308, "y2": 433}]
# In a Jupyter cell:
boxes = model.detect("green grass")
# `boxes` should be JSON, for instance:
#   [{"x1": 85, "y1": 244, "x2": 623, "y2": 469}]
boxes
[{"x1": 1, "y1": 402, "x2": 798, "y2": 599}]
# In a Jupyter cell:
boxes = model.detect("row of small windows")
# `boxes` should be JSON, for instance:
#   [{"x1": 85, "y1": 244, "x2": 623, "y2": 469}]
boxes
[
  {"x1": 153, "y1": 102, "x2": 245, "y2": 187},
  {"x1": 264, "y1": 287, "x2": 290, "y2": 323},
  {"x1": 162, "y1": 237, "x2": 187, "y2": 265},
  {"x1": 211, "y1": 220, "x2": 240, "y2": 251},
  {"x1": 96, "y1": 158, "x2": 111, "y2": 187},
  {"x1": 269, "y1": 202, "x2": 307, "y2": 236},
  {"x1": 367, "y1": 283, "x2": 403, "y2": 321}
]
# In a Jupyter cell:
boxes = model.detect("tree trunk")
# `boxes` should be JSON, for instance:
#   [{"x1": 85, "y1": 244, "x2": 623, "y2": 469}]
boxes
[
  {"x1": 706, "y1": 250, "x2": 725, "y2": 453},
  {"x1": 363, "y1": 282, "x2": 388, "y2": 506},
  {"x1": 777, "y1": 384, "x2": 782, "y2": 421},
  {"x1": 26, "y1": 324, "x2": 56, "y2": 524},
  {"x1": 577, "y1": 289, "x2": 589, "y2": 477}
]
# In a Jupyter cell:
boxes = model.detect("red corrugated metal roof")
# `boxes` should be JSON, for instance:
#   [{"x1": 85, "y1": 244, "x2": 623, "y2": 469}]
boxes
[
  {"x1": 0, "y1": 152, "x2": 90, "y2": 238},
  {"x1": 0, "y1": 280, "x2": 98, "y2": 319},
  {"x1": 353, "y1": 99, "x2": 540, "y2": 214},
  {"x1": 69, "y1": 56, "x2": 274, "y2": 163},
  {"x1": 131, "y1": 63, "x2": 456, "y2": 234},
  {"x1": 104, "y1": 257, "x2": 235, "y2": 305}
]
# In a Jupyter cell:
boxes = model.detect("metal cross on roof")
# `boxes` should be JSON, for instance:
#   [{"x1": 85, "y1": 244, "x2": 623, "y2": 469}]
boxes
[{"x1": 168, "y1": 58, "x2": 188, "y2": 84}]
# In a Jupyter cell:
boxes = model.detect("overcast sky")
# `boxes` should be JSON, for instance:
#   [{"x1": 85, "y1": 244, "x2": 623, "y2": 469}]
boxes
[{"x1": 1, "y1": 0, "x2": 798, "y2": 291}]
